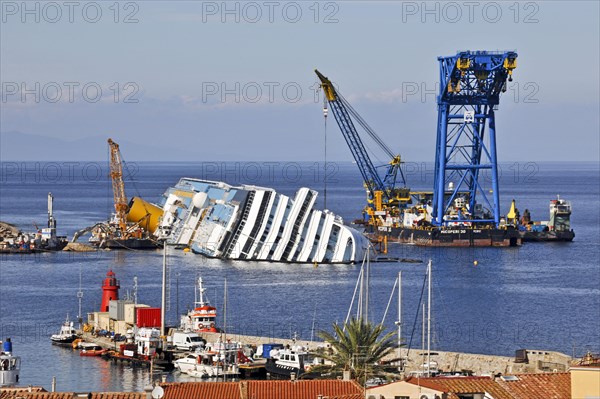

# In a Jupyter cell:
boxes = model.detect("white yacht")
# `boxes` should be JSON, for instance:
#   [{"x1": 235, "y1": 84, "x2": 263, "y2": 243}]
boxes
[
  {"x1": 174, "y1": 340, "x2": 247, "y2": 378},
  {"x1": 265, "y1": 346, "x2": 312, "y2": 378},
  {"x1": 50, "y1": 315, "x2": 78, "y2": 345}
]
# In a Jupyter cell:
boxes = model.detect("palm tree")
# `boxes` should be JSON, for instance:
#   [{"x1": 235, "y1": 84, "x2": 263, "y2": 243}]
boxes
[{"x1": 309, "y1": 317, "x2": 398, "y2": 385}]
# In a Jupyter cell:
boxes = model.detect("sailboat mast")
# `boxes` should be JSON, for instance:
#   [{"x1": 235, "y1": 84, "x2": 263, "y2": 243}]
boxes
[
  {"x1": 224, "y1": 278, "x2": 227, "y2": 339},
  {"x1": 422, "y1": 303, "x2": 426, "y2": 372},
  {"x1": 223, "y1": 278, "x2": 228, "y2": 381},
  {"x1": 397, "y1": 271, "x2": 402, "y2": 371},
  {"x1": 161, "y1": 241, "x2": 167, "y2": 337},
  {"x1": 365, "y1": 246, "x2": 369, "y2": 322},
  {"x1": 427, "y1": 259, "x2": 432, "y2": 377},
  {"x1": 77, "y1": 265, "x2": 83, "y2": 329},
  {"x1": 194, "y1": 276, "x2": 198, "y2": 305},
  {"x1": 357, "y1": 263, "x2": 364, "y2": 320}
]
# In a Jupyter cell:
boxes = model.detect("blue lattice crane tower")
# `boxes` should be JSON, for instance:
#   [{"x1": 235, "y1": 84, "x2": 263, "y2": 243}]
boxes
[{"x1": 432, "y1": 51, "x2": 517, "y2": 227}]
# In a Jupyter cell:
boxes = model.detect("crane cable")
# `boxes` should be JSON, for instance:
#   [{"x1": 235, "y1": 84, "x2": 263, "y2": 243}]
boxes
[
  {"x1": 338, "y1": 92, "x2": 407, "y2": 186},
  {"x1": 339, "y1": 92, "x2": 394, "y2": 159},
  {"x1": 323, "y1": 97, "x2": 328, "y2": 209}
]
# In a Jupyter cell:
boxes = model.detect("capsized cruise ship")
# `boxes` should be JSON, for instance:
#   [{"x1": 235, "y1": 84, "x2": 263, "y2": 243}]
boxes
[{"x1": 151, "y1": 178, "x2": 367, "y2": 263}]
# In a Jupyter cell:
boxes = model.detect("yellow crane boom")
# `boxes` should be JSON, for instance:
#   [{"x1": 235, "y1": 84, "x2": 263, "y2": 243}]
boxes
[{"x1": 107, "y1": 138, "x2": 129, "y2": 235}]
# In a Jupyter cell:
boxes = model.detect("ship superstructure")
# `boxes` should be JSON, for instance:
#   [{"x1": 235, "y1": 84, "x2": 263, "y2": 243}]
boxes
[
  {"x1": 156, "y1": 178, "x2": 367, "y2": 263},
  {"x1": 180, "y1": 277, "x2": 218, "y2": 332}
]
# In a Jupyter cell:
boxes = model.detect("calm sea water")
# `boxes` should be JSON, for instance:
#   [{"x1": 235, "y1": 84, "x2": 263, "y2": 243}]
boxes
[{"x1": 0, "y1": 161, "x2": 598, "y2": 391}]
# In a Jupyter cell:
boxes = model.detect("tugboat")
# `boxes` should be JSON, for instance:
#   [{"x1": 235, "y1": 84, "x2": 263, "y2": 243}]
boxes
[
  {"x1": 50, "y1": 315, "x2": 79, "y2": 345},
  {"x1": 180, "y1": 277, "x2": 218, "y2": 333},
  {"x1": 0, "y1": 339, "x2": 20, "y2": 387},
  {"x1": 510, "y1": 196, "x2": 575, "y2": 242},
  {"x1": 264, "y1": 345, "x2": 312, "y2": 379}
]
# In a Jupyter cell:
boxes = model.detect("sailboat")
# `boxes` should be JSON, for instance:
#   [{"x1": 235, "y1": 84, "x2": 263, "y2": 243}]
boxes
[{"x1": 410, "y1": 259, "x2": 439, "y2": 377}]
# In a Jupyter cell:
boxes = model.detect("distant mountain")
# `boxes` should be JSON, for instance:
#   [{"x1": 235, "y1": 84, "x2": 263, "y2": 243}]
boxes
[{"x1": 0, "y1": 131, "x2": 197, "y2": 161}]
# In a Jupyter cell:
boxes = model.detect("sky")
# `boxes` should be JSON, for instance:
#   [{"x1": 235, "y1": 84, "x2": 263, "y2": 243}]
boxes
[{"x1": 1, "y1": 0, "x2": 599, "y2": 162}]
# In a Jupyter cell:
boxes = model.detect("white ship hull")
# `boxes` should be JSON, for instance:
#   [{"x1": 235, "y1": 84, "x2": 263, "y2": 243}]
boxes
[{"x1": 157, "y1": 178, "x2": 367, "y2": 264}]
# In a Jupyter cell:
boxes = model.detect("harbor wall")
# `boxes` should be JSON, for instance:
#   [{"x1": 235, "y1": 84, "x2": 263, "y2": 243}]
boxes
[
  {"x1": 196, "y1": 331, "x2": 572, "y2": 376},
  {"x1": 79, "y1": 329, "x2": 572, "y2": 377}
]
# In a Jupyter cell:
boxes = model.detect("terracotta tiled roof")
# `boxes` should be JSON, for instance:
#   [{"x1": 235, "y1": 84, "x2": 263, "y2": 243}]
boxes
[
  {"x1": 90, "y1": 393, "x2": 145, "y2": 399},
  {"x1": 0, "y1": 393, "x2": 145, "y2": 399},
  {"x1": 247, "y1": 380, "x2": 363, "y2": 399},
  {"x1": 11, "y1": 393, "x2": 74, "y2": 399},
  {"x1": 161, "y1": 382, "x2": 240, "y2": 399},
  {"x1": 0, "y1": 388, "x2": 45, "y2": 399},
  {"x1": 406, "y1": 376, "x2": 513, "y2": 399},
  {"x1": 159, "y1": 380, "x2": 364, "y2": 399},
  {"x1": 497, "y1": 373, "x2": 571, "y2": 399}
]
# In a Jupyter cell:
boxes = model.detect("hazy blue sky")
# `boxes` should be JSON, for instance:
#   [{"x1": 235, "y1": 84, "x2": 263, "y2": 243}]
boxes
[{"x1": 1, "y1": 1, "x2": 599, "y2": 161}]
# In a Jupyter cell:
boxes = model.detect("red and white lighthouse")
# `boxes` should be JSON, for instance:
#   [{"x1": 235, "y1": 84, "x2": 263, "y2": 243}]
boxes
[{"x1": 100, "y1": 270, "x2": 120, "y2": 312}]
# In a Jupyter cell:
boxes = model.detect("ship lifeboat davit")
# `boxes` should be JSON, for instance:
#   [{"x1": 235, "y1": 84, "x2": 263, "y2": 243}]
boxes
[{"x1": 127, "y1": 197, "x2": 164, "y2": 234}]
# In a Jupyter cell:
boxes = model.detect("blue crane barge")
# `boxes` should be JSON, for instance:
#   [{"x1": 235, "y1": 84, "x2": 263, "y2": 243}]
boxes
[{"x1": 316, "y1": 50, "x2": 522, "y2": 247}]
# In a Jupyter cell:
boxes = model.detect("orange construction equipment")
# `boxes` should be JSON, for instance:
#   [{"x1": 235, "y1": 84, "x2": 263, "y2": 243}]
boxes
[{"x1": 108, "y1": 138, "x2": 129, "y2": 236}]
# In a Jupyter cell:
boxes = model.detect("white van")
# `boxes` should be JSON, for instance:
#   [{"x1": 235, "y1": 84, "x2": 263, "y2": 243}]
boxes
[{"x1": 172, "y1": 331, "x2": 204, "y2": 351}]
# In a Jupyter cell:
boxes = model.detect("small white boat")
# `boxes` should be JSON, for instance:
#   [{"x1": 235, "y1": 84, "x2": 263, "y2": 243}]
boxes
[
  {"x1": 174, "y1": 340, "x2": 246, "y2": 378},
  {"x1": 0, "y1": 339, "x2": 20, "y2": 387},
  {"x1": 51, "y1": 315, "x2": 78, "y2": 345},
  {"x1": 408, "y1": 360, "x2": 440, "y2": 377}
]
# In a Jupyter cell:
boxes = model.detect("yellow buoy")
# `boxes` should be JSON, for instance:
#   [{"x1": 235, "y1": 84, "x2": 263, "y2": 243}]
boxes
[
  {"x1": 473, "y1": 260, "x2": 478, "y2": 266},
  {"x1": 183, "y1": 247, "x2": 190, "y2": 253}
]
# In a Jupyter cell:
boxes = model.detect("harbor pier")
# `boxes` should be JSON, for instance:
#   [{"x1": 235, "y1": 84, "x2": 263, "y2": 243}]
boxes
[
  {"x1": 195, "y1": 331, "x2": 572, "y2": 377},
  {"x1": 79, "y1": 330, "x2": 572, "y2": 378}
]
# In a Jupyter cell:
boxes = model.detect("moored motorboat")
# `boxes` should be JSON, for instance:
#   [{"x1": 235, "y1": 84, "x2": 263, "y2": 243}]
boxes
[
  {"x1": 80, "y1": 348, "x2": 107, "y2": 357},
  {"x1": 79, "y1": 342, "x2": 106, "y2": 357},
  {"x1": 264, "y1": 346, "x2": 312, "y2": 379},
  {"x1": 174, "y1": 339, "x2": 250, "y2": 378},
  {"x1": 51, "y1": 315, "x2": 79, "y2": 345}
]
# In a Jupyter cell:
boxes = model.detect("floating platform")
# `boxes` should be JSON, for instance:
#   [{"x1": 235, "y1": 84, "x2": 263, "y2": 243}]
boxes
[
  {"x1": 520, "y1": 230, "x2": 574, "y2": 242},
  {"x1": 366, "y1": 226, "x2": 521, "y2": 247},
  {"x1": 94, "y1": 238, "x2": 158, "y2": 250}
]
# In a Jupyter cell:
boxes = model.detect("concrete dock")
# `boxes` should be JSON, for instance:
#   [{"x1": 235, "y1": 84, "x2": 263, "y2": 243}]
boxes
[
  {"x1": 80, "y1": 331, "x2": 572, "y2": 377},
  {"x1": 195, "y1": 331, "x2": 572, "y2": 376}
]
